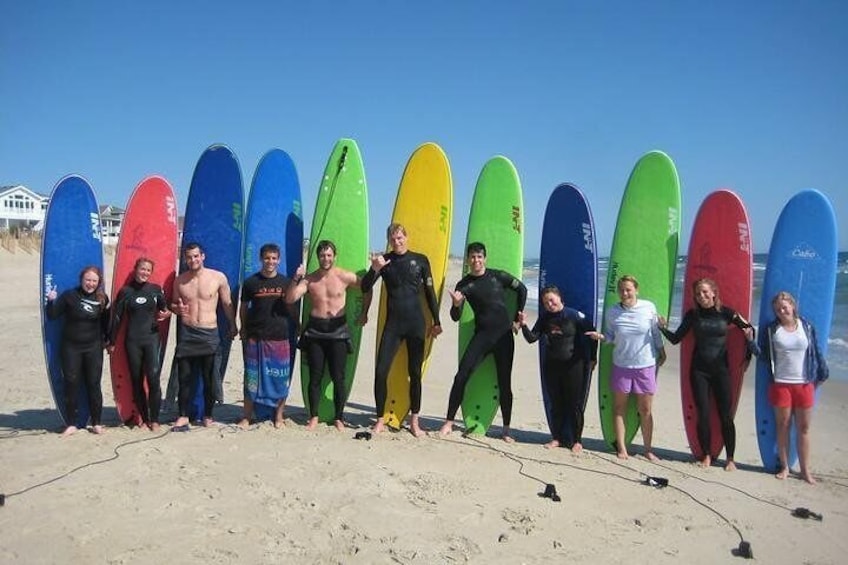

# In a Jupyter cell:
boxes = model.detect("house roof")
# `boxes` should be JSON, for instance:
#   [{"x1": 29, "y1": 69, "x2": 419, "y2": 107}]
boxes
[{"x1": 0, "y1": 185, "x2": 49, "y2": 201}]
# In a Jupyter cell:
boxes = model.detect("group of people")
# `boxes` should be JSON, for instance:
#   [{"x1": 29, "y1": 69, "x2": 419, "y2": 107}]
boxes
[{"x1": 45, "y1": 223, "x2": 829, "y2": 484}]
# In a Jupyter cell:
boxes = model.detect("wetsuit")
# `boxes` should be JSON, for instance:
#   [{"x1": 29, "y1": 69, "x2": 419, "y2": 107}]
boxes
[
  {"x1": 110, "y1": 280, "x2": 167, "y2": 425},
  {"x1": 361, "y1": 250, "x2": 440, "y2": 417},
  {"x1": 241, "y1": 272, "x2": 294, "y2": 406},
  {"x1": 301, "y1": 315, "x2": 350, "y2": 421},
  {"x1": 660, "y1": 305, "x2": 753, "y2": 459},
  {"x1": 46, "y1": 287, "x2": 110, "y2": 427},
  {"x1": 446, "y1": 268, "x2": 527, "y2": 425},
  {"x1": 522, "y1": 307, "x2": 598, "y2": 446}
]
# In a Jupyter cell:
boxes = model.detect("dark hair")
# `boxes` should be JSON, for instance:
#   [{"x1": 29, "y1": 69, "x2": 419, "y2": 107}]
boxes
[
  {"x1": 183, "y1": 241, "x2": 204, "y2": 255},
  {"x1": 466, "y1": 241, "x2": 487, "y2": 257},
  {"x1": 540, "y1": 285, "x2": 561, "y2": 299},
  {"x1": 316, "y1": 240, "x2": 337, "y2": 256},
  {"x1": 79, "y1": 265, "x2": 107, "y2": 307},
  {"x1": 692, "y1": 277, "x2": 721, "y2": 311},
  {"x1": 260, "y1": 243, "x2": 281, "y2": 257},
  {"x1": 134, "y1": 257, "x2": 155, "y2": 270}
]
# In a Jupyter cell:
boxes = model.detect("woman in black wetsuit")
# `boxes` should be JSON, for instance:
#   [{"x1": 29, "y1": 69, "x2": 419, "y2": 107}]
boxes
[
  {"x1": 519, "y1": 286, "x2": 597, "y2": 451},
  {"x1": 658, "y1": 278, "x2": 755, "y2": 470},
  {"x1": 108, "y1": 258, "x2": 171, "y2": 430},
  {"x1": 46, "y1": 265, "x2": 111, "y2": 436}
]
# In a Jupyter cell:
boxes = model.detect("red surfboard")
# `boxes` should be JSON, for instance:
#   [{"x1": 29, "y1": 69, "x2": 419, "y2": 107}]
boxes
[
  {"x1": 109, "y1": 176, "x2": 178, "y2": 426},
  {"x1": 681, "y1": 189, "x2": 753, "y2": 460}
]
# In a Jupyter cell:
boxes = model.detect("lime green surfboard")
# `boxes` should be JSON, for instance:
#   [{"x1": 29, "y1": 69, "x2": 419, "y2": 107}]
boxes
[
  {"x1": 301, "y1": 139, "x2": 369, "y2": 423},
  {"x1": 459, "y1": 156, "x2": 524, "y2": 435},
  {"x1": 597, "y1": 151, "x2": 680, "y2": 449}
]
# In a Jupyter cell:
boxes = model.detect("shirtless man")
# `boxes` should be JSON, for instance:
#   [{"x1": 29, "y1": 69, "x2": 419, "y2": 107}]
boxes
[
  {"x1": 171, "y1": 242, "x2": 237, "y2": 429},
  {"x1": 287, "y1": 240, "x2": 364, "y2": 431}
]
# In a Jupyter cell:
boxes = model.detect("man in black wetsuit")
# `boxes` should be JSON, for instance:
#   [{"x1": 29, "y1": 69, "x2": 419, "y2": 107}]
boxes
[
  {"x1": 438, "y1": 242, "x2": 527, "y2": 441},
  {"x1": 361, "y1": 223, "x2": 442, "y2": 436}
]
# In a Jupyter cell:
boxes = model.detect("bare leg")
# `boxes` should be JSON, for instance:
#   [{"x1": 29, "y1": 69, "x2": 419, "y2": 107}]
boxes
[
  {"x1": 274, "y1": 400, "x2": 286, "y2": 429},
  {"x1": 372, "y1": 417, "x2": 386, "y2": 434},
  {"x1": 238, "y1": 399, "x2": 253, "y2": 430},
  {"x1": 439, "y1": 419, "x2": 455, "y2": 436},
  {"x1": 60, "y1": 425, "x2": 79, "y2": 437},
  {"x1": 502, "y1": 426, "x2": 515, "y2": 443},
  {"x1": 409, "y1": 413, "x2": 425, "y2": 438},
  {"x1": 306, "y1": 416, "x2": 319, "y2": 431},
  {"x1": 774, "y1": 406, "x2": 791, "y2": 479},
  {"x1": 613, "y1": 391, "x2": 629, "y2": 459},
  {"x1": 637, "y1": 393, "x2": 658, "y2": 461},
  {"x1": 795, "y1": 407, "x2": 815, "y2": 484}
]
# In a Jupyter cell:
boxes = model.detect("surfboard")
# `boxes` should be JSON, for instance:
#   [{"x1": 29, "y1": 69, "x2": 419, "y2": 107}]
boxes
[
  {"x1": 300, "y1": 138, "x2": 369, "y2": 423},
  {"x1": 598, "y1": 151, "x2": 681, "y2": 450},
  {"x1": 460, "y1": 156, "x2": 524, "y2": 435},
  {"x1": 681, "y1": 189, "x2": 752, "y2": 460},
  {"x1": 375, "y1": 142, "x2": 452, "y2": 429},
  {"x1": 109, "y1": 176, "x2": 178, "y2": 426},
  {"x1": 242, "y1": 148, "x2": 303, "y2": 421},
  {"x1": 537, "y1": 183, "x2": 598, "y2": 445},
  {"x1": 755, "y1": 189, "x2": 837, "y2": 471},
  {"x1": 40, "y1": 175, "x2": 104, "y2": 428},
  {"x1": 166, "y1": 144, "x2": 243, "y2": 420}
]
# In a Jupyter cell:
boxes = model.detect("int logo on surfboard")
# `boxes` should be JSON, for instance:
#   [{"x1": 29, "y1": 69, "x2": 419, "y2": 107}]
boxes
[
  {"x1": 582, "y1": 222, "x2": 594, "y2": 252},
  {"x1": 89, "y1": 212, "x2": 102, "y2": 242},
  {"x1": 511, "y1": 206, "x2": 521, "y2": 233},
  {"x1": 165, "y1": 196, "x2": 178, "y2": 225},
  {"x1": 737, "y1": 222, "x2": 751, "y2": 252},
  {"x1": 667, "y1": 206, "x2": 679, "y2": 236}
]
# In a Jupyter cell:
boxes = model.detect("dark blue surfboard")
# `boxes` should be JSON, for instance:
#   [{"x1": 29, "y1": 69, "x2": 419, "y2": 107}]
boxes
[
  {"x1": 242, "y1": 148, "x2": 303, "y2": 420},
  {"x1": 166, "y1": 145, "x2": 244, "y2": 421},
  {"x1": 40, "y1": 175, "x2": 104, "y2": 428},
  {"x1": 537, "y1": 183, "x2": 598, "y2": 446},
  {"x1": 755, "y1": 189, "x2": 837, "y2": 471}
]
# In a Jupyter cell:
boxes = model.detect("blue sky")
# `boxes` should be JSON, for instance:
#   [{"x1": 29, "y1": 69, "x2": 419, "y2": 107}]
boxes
[{"x1": 2, "y1": 1, "x2": 846, "y2": 256}]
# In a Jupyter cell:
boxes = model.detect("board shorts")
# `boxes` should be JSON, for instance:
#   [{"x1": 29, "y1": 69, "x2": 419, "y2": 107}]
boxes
[
  {"x1": 611, "y1": 364, "x2": 657, "y2": 395},
  {"x1": 769, "y1": 382, "x2": 815, "y2": 409}
]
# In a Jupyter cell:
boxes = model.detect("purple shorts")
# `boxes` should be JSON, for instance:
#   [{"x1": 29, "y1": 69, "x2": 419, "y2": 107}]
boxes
[{"x1": 611, "y1": 365, "x2": 657, "y2": 395}]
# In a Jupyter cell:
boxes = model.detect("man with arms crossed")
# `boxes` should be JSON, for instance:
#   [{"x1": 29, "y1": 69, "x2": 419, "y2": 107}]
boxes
[{"x1": 171, "y1": 242, "x2": 237, "y2": 429}]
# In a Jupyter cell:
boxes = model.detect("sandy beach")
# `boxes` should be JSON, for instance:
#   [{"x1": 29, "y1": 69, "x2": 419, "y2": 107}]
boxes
[{"x1": 1, "y1": 248, "x2": 847, "y2": 564}]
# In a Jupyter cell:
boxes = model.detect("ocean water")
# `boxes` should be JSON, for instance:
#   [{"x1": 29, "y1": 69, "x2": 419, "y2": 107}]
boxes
[{"x1": 523, "y1": 252, "x2": 848, "y2": 380}]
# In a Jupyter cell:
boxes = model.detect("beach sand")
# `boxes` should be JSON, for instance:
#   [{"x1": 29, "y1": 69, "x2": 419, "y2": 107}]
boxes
[{"x1": 1, "y1": 249, "x2": 847, "y2": 564}]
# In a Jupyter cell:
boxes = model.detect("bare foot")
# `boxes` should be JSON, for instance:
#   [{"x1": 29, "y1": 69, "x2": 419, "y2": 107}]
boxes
[
  {"x1": 616, "y1": 451, "x2": 629, "y2": 460},
  {"x1": 502, "y1": 434, "x2": 515, "y2": 444},
  {"x1": 306, "y1": 417, "x2": 318, "y2": 431},
  {"x1": 237, "y1": 418, "x2": 250, "y2": 430},
  {"x1": 274, "y1": 418, "x2": 286, "y2": 429},
  {"x1": 644, "y1": 451, "x2": 659, "y2": 462},
  {"x1": 801, "y1": 470, "x2": 816, "y2": 485},
  {"x1": 439, "y1": 421, "x2": 454, "y2": 436},
  {"x1": 409, "y1": 416, "x2": 426, "y2": 438},
  {"x1": 697, "y1": 455, "x2": 712, "y2": 468},
  {"x1": 60, "y1": 425, "x2": 79, "y2": 437},
  {"x1": 775, "y1": 467, "x2": 789, "y2": 480},
  {"x1": 91, "y1": 425, "x2": 105, "y2": 435},
  {"x1": 544, "y1": 439, "x2": 560, "y2": 449},
  {"x1": 149, "y1": 423, "x2": 161, "y2": 432},
  {"x1": 724, "y1": 460, "x2": 737, "y2": 472},
  {"x1": 202, "y1": 418, "x2": 215, "y2": 428},
  {"x1": 174, "y1": 416, "x2": 190, "y2": 428},
  {"x1": 372, "y1": 419, "x2": 386, "y2": 434},
  {"x1": 334, "y1": 419, "x2": 345, "y2": 432},
  {"x1": 571, "y1": 442, "x2": 583, "y2": 454}
]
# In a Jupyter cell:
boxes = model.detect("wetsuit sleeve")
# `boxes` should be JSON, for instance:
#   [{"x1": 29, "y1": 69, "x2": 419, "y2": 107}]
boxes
[
  {"x1": 420, "y1": 255, "x2": 441, "y2": 326},
  {"x1": 521, "y1": 317, "x2": 542, "y2": 344},
  {"x1": 108, "y1": 287, "x2": 130, "y2": 343},
  {"x1": 45, "y1": 290, "x2": 69, "y2": 320},
  {"x1": 101, "y1": 295, "x2": 111, "y2": 343},
  {"x1": 449, "y1": 279, "x2": 467, "y2": 322},
  {"x1": 154, "y1": 286, "x2": 167, "y2": 312},
  {"x1": 727, "y1": 307, "x2": 753, "y2": 330},
  {"x1": 659, "y1": 309, "x2": 694, "y2": 345}
]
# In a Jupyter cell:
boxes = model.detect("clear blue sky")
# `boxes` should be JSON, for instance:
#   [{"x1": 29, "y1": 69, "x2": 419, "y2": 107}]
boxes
[{"x1": 3, "y1": 1, "x2": 846, "y2": 256}]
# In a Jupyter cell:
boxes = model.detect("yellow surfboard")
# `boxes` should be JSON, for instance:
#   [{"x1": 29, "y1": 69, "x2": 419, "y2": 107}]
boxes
[{"x1": 376, "y1": 142, "x2": 452, "y2": 429}]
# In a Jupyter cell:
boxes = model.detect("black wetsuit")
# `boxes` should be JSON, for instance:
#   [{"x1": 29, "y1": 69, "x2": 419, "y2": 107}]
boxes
[
  {"x1": 660, "y1": 305, "x2": 752, "y2": 459},
  {"x1": 46, "y1": 287, "x2": 110, "y2": 426},
  {"x1": 446, "y1": 268, "x2": 527, "y2": 425},
  {"x1": 110, "y1": 281, "x2": 167, "y2": 425},
  {"x1": 361, "y1": 251, "x2": 440, "y2": 417},
  {"x1": 301, "y1": 315, "x2": 350, "y2": 421},
  {"x1": 522, "y1": 307, "x2": 598, "y2": 446}
]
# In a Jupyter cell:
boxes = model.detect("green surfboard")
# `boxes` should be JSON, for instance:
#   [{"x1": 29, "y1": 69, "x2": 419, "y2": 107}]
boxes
[
  {"x1": 597, "y1": 151, "x2": 680, "y2": 449},
  {"x1": 301, "y1": 139, "x2": 369, "y2": 422},
  {"x1": 459, "y1": 156, "x2": 524, "y2": 435}
]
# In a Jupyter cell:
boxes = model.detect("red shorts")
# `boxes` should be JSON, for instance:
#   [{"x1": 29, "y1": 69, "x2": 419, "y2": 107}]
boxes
[{"x1": 768, "y1": 382, "x2": 815, "y2": 409}]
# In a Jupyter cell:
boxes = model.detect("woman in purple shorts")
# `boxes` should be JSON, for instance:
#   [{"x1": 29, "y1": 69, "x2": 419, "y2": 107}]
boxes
[{"x1": 586, "y1": 275, "x2": 666, "y2": 459}]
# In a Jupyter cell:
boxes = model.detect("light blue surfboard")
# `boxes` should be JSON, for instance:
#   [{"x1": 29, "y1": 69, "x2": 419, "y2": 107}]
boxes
[
  {"x1": 755, "y1": 189, "x2": 837, "y2": 471},
  {"x1": 166, "y1": 144, "x2": 244, "y2": 420},
  {"x1": 242, "y1": 148, "x2": 303, "y2": 421},
  {"x1": 40, "y1": 175, "x2": 104, "y2": 428},
  {"x1": 538, "y1": 183, "x2": 598, "y2": 445}
]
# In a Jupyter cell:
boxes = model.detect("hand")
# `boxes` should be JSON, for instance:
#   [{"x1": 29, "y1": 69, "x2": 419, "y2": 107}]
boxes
[
  {"x1": 295, "y1": 264, "x2": 306, "y2": 279},
  {"x1": 657, "y1": 348, "x2": 667, "y2": 367},
  {"x1": 228, "y1": 325, "x2": 238, "y2": 340},
  {"x1": 517, "y1": 311, "x2": 527, "y2": 325},
  {"x1": 370, "y1": 253, "x2": 390, "y2": 272},
  {"x1": 657, "y1": 315, "x2": 667, "y2": 329},
  {"x1": 46, "y1": 289, "x2": 57, "y2": 301},
  {"x1": 743, "y1": 327, "x2": 754, "y2": 340},
  {"x1": 156, "y1": 309, "x2": 171, "y2": 322},
  {"x1": 106, "y1": 344, "x2": 115, "y2": 355},
  {"x1": 429, "y1": 324, "x2": 443, "y2": 338},
  {"x1": 173, "y1": 297, "x2": 189, "y2": 316},
  {"x1": 448, "y1": 289, "x2": 464, "y2": 306},
  {"x1": 585, "y1": 331, "x2": 603, "y2": 341}
]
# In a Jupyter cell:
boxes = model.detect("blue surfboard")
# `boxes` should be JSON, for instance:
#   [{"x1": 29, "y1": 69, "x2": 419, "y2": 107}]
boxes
[
  {"x1": 40, "y1": 175, "x2": 104, "y2": 428},
  {"x1": 755, "y1": 189, "x2": 838, "y2": 471},
  {"x1": 166, "y1": 144, "x2": 244, "y2": 420},
  {"x1": 537, "y1": 183, "x2": 598, "y2": 445},
  {"x1": 242, "y1": 149, "x2": 303, "y2": 421}
]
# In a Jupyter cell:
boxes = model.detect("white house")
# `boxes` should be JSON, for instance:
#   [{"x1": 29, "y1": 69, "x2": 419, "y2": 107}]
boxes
[
  {"x1": 0, "y1": 185, "x2": 48, "y2": 232},
  {"x1": 99, "y1": 204, "x2": 125, "y2": 245}
]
